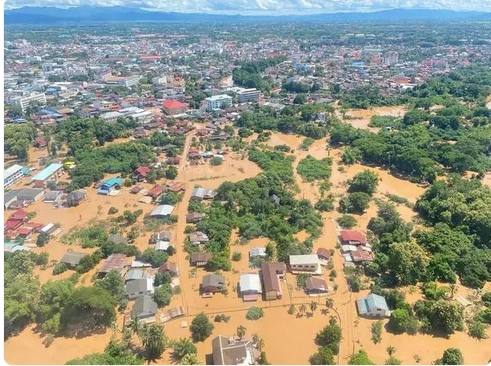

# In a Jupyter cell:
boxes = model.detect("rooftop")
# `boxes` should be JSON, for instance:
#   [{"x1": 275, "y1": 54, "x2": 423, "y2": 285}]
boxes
[
  {"x1": 31, "y1": 163, "x2": 63, "y2": 182},
  {"x1": 4, "y1": 164, "x2": 23, "y2": 178}
]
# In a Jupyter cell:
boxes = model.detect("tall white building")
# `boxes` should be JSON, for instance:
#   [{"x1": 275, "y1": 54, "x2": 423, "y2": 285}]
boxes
[
  {"x1": 16, "y1": 93, "x2": 47, "y2": 113},
  {"x1": 4, "y1": 164, "x2": 24, "y2": 189},
  {"x1": 119, "y1": 75, "x2": 141, "y2": 88},
  {"x1": 205, "y1": 94, "x2": 233, "y2": 109},
  {"x1": 383, "y1": 51, "x2": 399, "y2": 66}
]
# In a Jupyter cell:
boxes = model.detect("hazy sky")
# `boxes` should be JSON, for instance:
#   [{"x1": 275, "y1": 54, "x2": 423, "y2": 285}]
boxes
[{"x1": 5, "y1": 0, "x2": 491, "y2": 13}]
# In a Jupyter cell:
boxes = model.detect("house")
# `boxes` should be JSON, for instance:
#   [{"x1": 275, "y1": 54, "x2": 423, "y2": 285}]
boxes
[
  {"x1": 5, "y1": 219, "x2": 24, "y2": 232},
  {"x1": 125, "y1": 268, "x2": 148, "y2": 283},
  {"x1": 17, "y1": 226, "x2": 34, "y2": 239},
  {"x1": 289, "y1": 254, "x2": 322, "y2": 275},
  {"x1": 305, "y1": 277, "x2": 329, "y2": 295},
  {"x1": 150, "y1": 205, "x2": 174, "y2": 218},
  {"x1": 133, "y1": 166, "x2": 151, "y2": 182},
  {"x1": 239, "y1": 273, "x2": 262, "y2": 301},
  {"x1": 147, "y1": 185, "x2": 164, "y2": 200},
  {"x1": 201, "y1": 274, "x2": 225, "y2": 294},
  {"x1": 60, "y1": 251, "x2": 87, "y2": 269},
  {"x1": 4, "y1": 189, "x2": 45, "y2": 208},
  {"x1": 108, "y1": 234, "x2": 128, "y2": 245},
  {"x1": 249, "y1": 247, "x2": 267, "y2": 259},
  {"x1": 261, "y1": 262, "x2": 286, "y2": 301},
  {"x1": 126, "y1": 278, "x2": 155, "y2": 300},
  {"x1": 155, "y1": 241, "x2": 171, "y2": 251},
  {"x1": 190, "y1": 187, "x2": 216, "y2": 201},
  {"x1": 212, "y1": 335, "x2": 258, "y2": 365},
  {"x1": 163, "y1": 99, "x2": 188, "y2": 115},
  {"x1": 31, "y1": 163, "x2": 64, "y2": 183},
  {"x1": 10, "y1": 209, "x2": 29, "y2": 222},
  {"x1": 190, "y1": 252, "x2": 212, "y2": 267},
  {"x1": 317, "y1": 248, "x2": 332, "y2": 265},
  {"x1": 43, "y1": 190, "x2": 62, "y2": 203},
  {"x1": 130, "y1": 185, "x2": 144, "y2": 194},
  {"x1": 189, "y1": 231, "x2": 209, "y2": 245},
  {"x1": 98, "y1": 253, "x2": 127, "y2": 278},
  {"x1": 351, "y1": 249, "x2": 374, "y2": 263},
  {"x1": 158, "y1": 261, "x2": 179, "y2": 276},
  {"x1": 166, "y1": 181, "x2": 186, "y2": 193},
  {"x1": 186, "y1": 212, "x2": 205, "y2": 223},
  {"x1": 98, "y1": 177, "x2": 123, "y2": 195},
  {"x1": 133, "y1": 129, "x2": 147, "y2": 139},
  {"x1": 339, "y1": 230, "x2": 367, "y2": 246},
  {"x1": 34, "y1": 137, "x2": 47, "y2": 148},
  {"x1": 149, "y1": 232, "x2": 171, "y2": 244},
  {"x1": 356, "y1": 293, "x2": 390, "y2": 318},
  {"x1": 132, "y1": 295, "x2": 158, "y2": 321},
  {"x1": 66, "y1": 190, "x2": 86, "y2": 206}
]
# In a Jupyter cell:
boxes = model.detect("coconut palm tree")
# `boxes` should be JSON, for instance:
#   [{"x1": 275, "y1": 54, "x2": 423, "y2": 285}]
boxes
[
  {"x1": 329, "y1": 316, "x2": 337, "y2": 326},
  {"x1": 310, "y1": 301, "x2": 318, "y2": 314},
  {"x1": 325, "y1": 298, "x2": 334, "y2": 309},
  {"x1": 172, "y1": 338, "x2": 197, "y2": 362},
  {"x1": 387, "y1": 346, "x2": 396, "y2": 356},
  {"x1": 140, "y1": 323, "x2": 167, "y2": 361},
  {"x1": 236, "y1": 325, "x2": 246, "y2": 340},
  {"x1": 299, "y1": 304, "x2": 307, "y2": 315},
  {"x1": 252, "y1": 333, "x2": 260, "y2": 345},
  {"x1": 128, "y1": 315, "x2": 142, "y2": 336}
]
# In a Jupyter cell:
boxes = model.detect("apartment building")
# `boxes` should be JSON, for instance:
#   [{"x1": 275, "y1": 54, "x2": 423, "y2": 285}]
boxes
[
  {"x1": 4, "y1": 164, "x2": 24, "y2": 189},
  {"x1": 205, "y1": 94, "x2": 233, "y2": 109},
  {"x1": 120, "y1": 75, "x2": 141, "y2": 88},
  {"x1": 16, "y1": 93, "x2": 47, "y2": 113},
  {"x1": 237, "y1": 88, "x2": 260, "y2": 104}
]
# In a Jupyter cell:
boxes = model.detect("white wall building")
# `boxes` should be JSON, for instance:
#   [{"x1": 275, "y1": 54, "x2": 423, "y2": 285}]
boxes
[
  {"x1": 4, "y1": 164, "x2": 24, "y2": 189},
  {"x1": 237, "y1": 88, "x2": 261, "y2": 103},
  {"x1": 205, "y1": 94, "x2": 233, "y2": 109},
  {"x1": 16, "y1": 93, "x2": 47, "y2": 113}
]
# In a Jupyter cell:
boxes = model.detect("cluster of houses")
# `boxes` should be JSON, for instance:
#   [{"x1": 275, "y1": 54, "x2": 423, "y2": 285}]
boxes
[
  {"x1": 339, "y1": 230, "x2": 374, "y2": 264},
  {"x1": 4, "y1": 208, "x2": 61, "y2": 245}
]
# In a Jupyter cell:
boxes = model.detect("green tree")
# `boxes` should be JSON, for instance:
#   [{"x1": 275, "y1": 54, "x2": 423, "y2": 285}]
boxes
[
  {"x1": 180, "y1": 353, "x2": 202, "y2": 365},
  {"x1": 387, "y1": 308, "x2": 419, "y2": 335},
  {"x1": 349, "y1": 350, "x2": 374, "y2": 365},
  {"x1": 371, "y1": 320, "x2": 383, "y2": 344},
  {"x1": 339, "y1": 192, "x2": 371, "y2": 214},
  {"x1": 315, "y1": 321, "x2": 342, "y2": 355},
  {"x1": 348, "y1": 170, "x2": 379, "y2": 196},
  {"x1": 153, "y1": 284, "x2": 172, "y2": 307},
  {"x1": 336, "y1": 215, "x2": 358, "y2": 229},
  {"x1": 310, "y1": 301, "x2": 318, "y2": 314},
  {"x1": 36, "y1": 232, "x2": 51, "y2": 247},
  {"x1": 309, "y1": 346, "x2": 335, "y2": 365},
  {"x1": 237, "y1": 325, "x2": 246, "y2": 339},
  {"x1": 190, "y1": 313, "x2": 214, "y2": 342},
  {"x1": 434, "y1": 348, "x2": 464, "y2": 365},
  {"x1": 387, "y1": 242, "x2": 430, "y2": 286},
  {"x1": 95, "y1": 270, "x2": 126, "y2": 304}
]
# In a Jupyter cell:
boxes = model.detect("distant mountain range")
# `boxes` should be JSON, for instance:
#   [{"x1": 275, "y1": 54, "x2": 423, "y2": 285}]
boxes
[{"x1": 4, "y1": 6, "x2": 491, "y2": 25}]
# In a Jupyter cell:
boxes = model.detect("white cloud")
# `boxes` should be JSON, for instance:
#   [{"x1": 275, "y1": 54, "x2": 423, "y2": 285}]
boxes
[{"x1": 4, "y1": 0, "x2": 491, "y2": 13}]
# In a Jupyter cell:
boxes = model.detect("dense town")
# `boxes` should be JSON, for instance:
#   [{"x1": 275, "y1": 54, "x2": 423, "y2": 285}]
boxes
[{"x1": 4, "y1": 18, "x2": 491, "y2": 366}]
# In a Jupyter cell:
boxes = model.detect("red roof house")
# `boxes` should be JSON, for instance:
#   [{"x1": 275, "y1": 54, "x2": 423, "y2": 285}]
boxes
[
  {"x1": 163, "y1": 100, "x2": 188, "y2": 115},
  {"x1": 339, "y1": 230, "x2": 367, "y2": 245},
  {"x1": 17, "y1": 227, "x2": 34, "y2": 237},
  {"x1": 147, "y1": 185, "x2": 164, "y2": 199},
  {"x1": 10, "y1": 209, "x2": 28, "y2": 221},
  {"x1": 133, "y1": 166, "x2": 151, "y2": 181},
  {"x1": 5, "y1": 220, "x2": 23, "y2": 231}
]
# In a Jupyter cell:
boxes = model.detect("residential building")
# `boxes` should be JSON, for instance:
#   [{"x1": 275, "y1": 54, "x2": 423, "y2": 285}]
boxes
[
  {"x1": 356, "y1": 293, "x2": 390, "y2": 318},
  {"x1": 126, "y1": 278, "x2": 154, "y2": 300},
  {"x1": 249, "y1": 247, "x2": 267, "y2": 258},
  {"x1": 186, "y1": 212, "x2": 205, "y2": 223},
  {"x1": 237, "y1": 88, "x2": 260, "y2": 103},
  {"x1": 120, "y1": 75, "x2": 141, "y2": 88},
  {"x1": 201, "y1": 274, "x2": 225, "y2": 294},
  {"x1": 261, "y1": 262, "x2": 286, "y2": 301},
  {"x1": 149, "y1": 232, "x2": 171, "y2": 244},
  {"x1": 132, "y1": 166, "x2": 151, "y2": 182},
  {"x1": 163, "y1": 99, "x2": 188, "y2": 115},
  {"x1": 190, "y1": 252, "x2": 212, "y2": 267},
  {"x1": 98, "y1": 254, "x2": 127, "y2": 278},
  {"x1": 31, "y1": 163, "x2": 63, "y2": 183},
  {"x1": 98, "y1": 177, "x2": 123, "y2": 195},
  {"x1": 158, "y1": 261, "x2": 179, "y2": 276},
  {"x1": 205, "y1": 94, "x2": 233, "y2": 109},
  {"x1": 66, "y1": 190, "x2": 86, "y2": 206},
  {"x1": 100, "y1": 111, "x2": 123, "y2": 123},
  {"x1": 212, "y1": 335, "x2": 258, "y2": 365},
  {"x1": 289, "y1": 254, "x2": 322, "y2": 274},
  {"x1": 131, "y1": 295, "x2": 158, "y2": 322},
  {"x1": 190, "y1": 187, "x2": 216, "y2": 200},
  {"x1": 239, "y1": 273, "x2": 262, "y2": 301},
  {"x1": 108, "y1": 234, "x2": 128, "y2": 245},
  {"x1": 4, "y1": 164, "x2": 24, "y2": 188},
  {"x1": 43, "y1": 190, "x2": 63, "y2": 203},
  {"x1": 305, "y1": 277, "x2": 329, "y2": 295},
  {"x1": 60, "y1": 251, "x2": 87, "y2": 269},
  {"x1": 150, "y1": 205, "x2": 174, "y2": 218},
  {"x1": 189, "y1": 231, "x2": 209, "y2": 245},
  {"x1": 4, "y1": 188, "x2": 45, "y2": 208},
  {"x1": 339, "y1": 230, "x2": 367, "y2": 246},
  {"x1": 16, "y1": 93, "x2": 47, "y2": 113}
]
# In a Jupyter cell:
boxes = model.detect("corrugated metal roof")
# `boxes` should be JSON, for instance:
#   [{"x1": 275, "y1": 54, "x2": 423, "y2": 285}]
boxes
[
  {"x1": 239, "y1": 273, "x2": 262, "y2": 293},
  {"x1": 32, "y1": 163, "x2": 63, "y2": 181},
  {"x1": 150, "y1": 205, "x2": 174, "y2": 217}
]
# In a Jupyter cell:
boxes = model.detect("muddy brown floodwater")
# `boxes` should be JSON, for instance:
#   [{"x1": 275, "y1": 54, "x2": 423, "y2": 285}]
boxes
[{"x1": 4, "y1": 129, "x2": 491, "y2": 365}]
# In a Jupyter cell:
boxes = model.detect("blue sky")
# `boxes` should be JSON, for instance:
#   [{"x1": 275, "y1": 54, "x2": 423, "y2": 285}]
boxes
[{"x1": 5, "y1": 0, "x2": 491, "y2": 13}]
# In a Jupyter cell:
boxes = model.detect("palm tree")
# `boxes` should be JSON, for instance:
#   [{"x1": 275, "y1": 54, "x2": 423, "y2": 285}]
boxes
[
  {"x1": 310, "y1": 301, "x2": 318, "y2": 314},
  {"x1": 329, "y1": 316, "x2": 337, "y2": 326},
  {"x1": 257, "y1": 338, "x2": 265, "y2": 352},
  {"x1": 252, "y1": 333, "x2": 260, "y2": 345},
  {"x1": 325, "y1": 298, "x2": 334, "y2": 309},
  {"x1": 128, "y1": 315, "x2": 142, "y2": 336},
  {"x1": 449, "y1": 284, "x2": 458, "y2": 299},
  {"x1": 288, "y1": 304, "x2": 297, "y2": 315},
  {"x1": 387, "y1": 346, "x2": 396, "y2": 356},
  {"x1": 181, "y1": 353, "x2": 201, "y2": 365},
  {"x1": 236, "y1": 325, "x2": 246, "y2": 340},
  {"x1": 140, "y1": 323, "x2": 167, "y2": 361},
  {"x1": 172, "y1": 338, "x2": 197, "y2": 362},
  {"x1": 299, "y1": 304, "x2": 307, "y2": 315}
]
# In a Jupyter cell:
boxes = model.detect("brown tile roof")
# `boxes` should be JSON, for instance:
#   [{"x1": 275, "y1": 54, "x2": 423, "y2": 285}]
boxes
[
  {"x1": 190, "y1": 252, "x2": 212, "y2": 264},
  {"x1": 99, "y1": 254, "x2": 127, "y2": 274},
  {"x1": 261, "y1": 262, "x2": 286, "y2": 293},
  {"x1": 305, "y1": 277, "x2": 328, "y2": 292}
]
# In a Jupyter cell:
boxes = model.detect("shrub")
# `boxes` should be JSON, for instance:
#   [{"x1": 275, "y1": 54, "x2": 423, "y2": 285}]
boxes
[
  {"x1": 210, "y1": 156, "x2": 224, "y2": 166},
  {"x1": 108, "y1": 207, "x2": 119, "y2": 215},
  {"x1": 52, "y1": 262, "x2": 68, "y2": 275},
  {"x1": 231, "y1": 251, "x2": 242, "y2": 261},
  {"x1": 246, "y1": 307, "x2": 264, "y2": 320},
  {"x1": 371, "y1": 320, "x2": 383, "y2": 344},
  {"x1": 315, "y1": 197, "x2": 335, "y2": 212}
]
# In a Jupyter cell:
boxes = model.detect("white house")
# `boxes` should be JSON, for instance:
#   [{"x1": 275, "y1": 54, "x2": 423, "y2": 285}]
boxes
[
  {"x1": 239, "y1": 273, "x2": 262, "y2": 301},
  {"x1": 289, "y1": 254, "x2": 322, "y2": 275}
]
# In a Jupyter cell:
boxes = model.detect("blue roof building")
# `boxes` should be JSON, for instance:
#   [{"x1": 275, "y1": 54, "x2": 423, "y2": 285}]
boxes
[
  {"x1": 98, "y1": 177, "x2": 123, "y2": 195},
  {"x1": 31, "y1": 163, "x2": 63, "y2": 182},
  {"x1": 356, "y1": 293, "x2": 390, "y2": 318}
]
